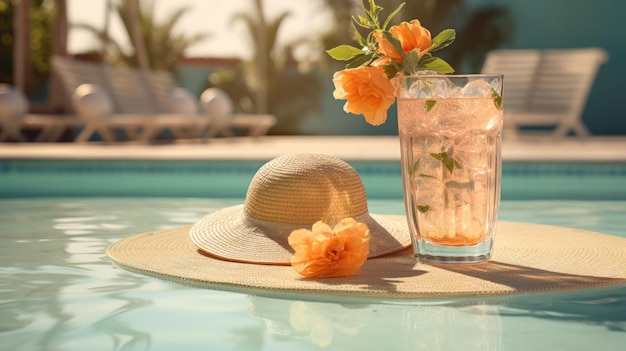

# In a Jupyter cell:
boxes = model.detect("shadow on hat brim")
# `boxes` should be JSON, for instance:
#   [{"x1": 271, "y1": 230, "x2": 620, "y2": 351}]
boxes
[
  {"x1": 188, "y1": 204, "x2": 412, "y2": 265},
  {"x1": 106, "y1": 221, "x2": 626, "y2": 300}
]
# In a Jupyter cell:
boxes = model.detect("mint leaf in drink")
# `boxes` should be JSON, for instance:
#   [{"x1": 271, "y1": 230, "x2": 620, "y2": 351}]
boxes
[
  {"x1": 491, "y1": 89, "x2": 503, "y2": 110},
  {"x1": 424, "y1": 99, "x2": 437, "y2": 112},
  {"x1": 430, "y1": 152, "x2": 462, "y2": 173},
  {"x1": 444, "y1": 158, "x2": 455, "y2": 173},
  {"x1": 408, "y1": 159, "x2": 420, "y2": 176},
  {"x1": 429, "y1": 152, "x2": 445, "y2": 161},
  {"x1": 417, "y1": 205, "x2": 430, "y2": 214}
]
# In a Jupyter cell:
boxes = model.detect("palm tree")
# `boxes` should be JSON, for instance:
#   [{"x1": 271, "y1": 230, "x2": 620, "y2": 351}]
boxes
[
  {"x1": 211, "y1": 0, "x2": 322, "y2": 135},
  {"x1": 0, "y1": 0, "x2": 56, "y2": 92},
  {"x1": 230, "y1": 0, "x2": 287, "y2": 114},
  {"x1": 74, "y1": 0, "x2": 208, "y2": 72}
]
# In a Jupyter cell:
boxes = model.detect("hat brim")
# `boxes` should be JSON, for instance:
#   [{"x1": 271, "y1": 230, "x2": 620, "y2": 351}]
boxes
[
  {"x1": 107, "y1": 221, "x2": 626, "y2": 300},
  {"x1": 189, "y1": 204, "x2": 411, "y2": 265}
]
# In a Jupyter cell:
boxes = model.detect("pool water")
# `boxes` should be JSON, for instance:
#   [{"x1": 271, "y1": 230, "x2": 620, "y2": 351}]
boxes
[{"x1": 1, "y1": 197, "x2": 625, "y2": 351}]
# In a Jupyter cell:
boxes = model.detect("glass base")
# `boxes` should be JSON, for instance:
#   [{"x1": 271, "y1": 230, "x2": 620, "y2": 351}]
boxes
[{"x1": 414, "y1": 239, "x2": 493, "y2": 264}]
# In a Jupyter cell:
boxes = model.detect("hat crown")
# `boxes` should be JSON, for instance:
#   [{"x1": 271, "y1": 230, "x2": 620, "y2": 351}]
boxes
[{"x1": 244, "y1": 153, "x2": 368, "y2": 225}]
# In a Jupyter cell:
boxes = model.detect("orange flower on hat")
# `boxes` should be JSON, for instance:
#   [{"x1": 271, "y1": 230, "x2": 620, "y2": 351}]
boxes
[
  {"x1": 332, "y1": 66, "x2": 395, "y2": 126},
  {"x1": 375, "y1": 20, "x2": 432, "y2": 63},
  {"x1": 288, "y1": 218, "x2": 370, "y2": 278}
]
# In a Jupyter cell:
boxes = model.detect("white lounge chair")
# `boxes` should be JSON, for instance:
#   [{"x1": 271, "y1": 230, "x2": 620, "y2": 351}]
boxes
[
  {"x1": 52, "y1": 56, "x2": 204, "y2": 143},
  {"x1": 0, "y1": 84, "x2": 28, "y2": 142},
  {"x1": 199, "y1": 88, "x2": 276, "y2": 138},
  {"x1": 481, "y1": 48, "x2": 608, "y2": 139},
  {"x1": 0, "y1": 85, "x2": 86, "y2": 142},
  {"x1": 70, "y1": 84, "x2": 137, "y2": 142}
]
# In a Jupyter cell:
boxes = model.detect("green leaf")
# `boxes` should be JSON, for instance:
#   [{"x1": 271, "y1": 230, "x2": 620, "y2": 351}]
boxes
[
  {"x1": 424, "y1": 99, "x2": 437, "y2": 112},
  {"x1": 326, "y1": 45, "x2": 365, "y2": 61},
  {"x1": 419, "y1": 173, "x2": 437, "y2": 179},
  {"x1": 382, "y1": 2, "x2": 406, "y2": 30},
  {"x1": 403, "y1": 49, "x2": 420, "y2": 74},
  {"x1": 357, "y1": 15, "x2": 370, "y2": 28},
  {"x1": 417, "y1": 205, "x2": 430, "y2": 214},
  {"x1": 350, "y1": 21, "x2": 366, "y2": 47},
  {"x1": 444, "y1": 158, "x2": 454, "y2": 173},
  {"x1": 408, "y1": 159, "x2": 420, "y2": 176},
  {"x1": 382, "y1": 62, "x2": 400, "y2": 79},
  {"x1": 491, "y1": 88, "x2": 503, "y2": 110},
  {"x1": 430, "y1": 152, "x2": 462, "y2": 173},
  {"x1": 346, "y1": 53, "x2": 372, "y2": 69},
  {"x1": 419, "y1": 57, "x2": 455, "y2": 73},
  {"x1": 362, "y1": 0, "x2": 378, "y2": 28},
  {"x1": 430, "y1": 29, "x2": 456, "y2": 52},
  {"x1": 382, "y1": 31, "x2": 405, "y2": 59},
  {"x1": 429, "y1": 152, "x2": 445, "y2": 161}
]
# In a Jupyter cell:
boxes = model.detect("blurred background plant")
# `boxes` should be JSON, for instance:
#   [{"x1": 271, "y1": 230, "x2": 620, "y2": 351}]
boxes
[
  {"x1": 321, "y1": 0, "x2": 514, "y2": 73},
  {"x1": 0, "y1": 0, "x2": 208, "y2": 100},
  {"x1": 0, "y1": 0, "x2": 55, "y2": 96},
  {"x1": 74, "y1": 0, "x2": 208, "y2": 72},
  {"x1": 206, "y1": 0, "x2": 322, "y2": 135},
  {"x1": 207, "y1": 0, "x2": 515, "y2": 135},
  {"x1": 0, "y1": 0, "x2": 514, "y2": 134}
]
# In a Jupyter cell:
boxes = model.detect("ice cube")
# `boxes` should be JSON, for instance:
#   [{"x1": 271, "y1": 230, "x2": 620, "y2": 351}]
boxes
[
  {"x1": 453, "y1": 130, "x2": 491, "y2": 171},
  {"x1": 402, "y1": 75, "x2": 461, "y2": 99},
  {"x1": 414, "y1": 70, "x2": 443, "y2": 76},
  {"x1": 401, "y1": 78, "x2": 435, "y2": 99},
  {"x1": 414, "y1": 175, "x2": 445, "y2": 208},
  {"x1": 427, "y1": 100, "x2": 467, "y2": 136},
  {"x1": 431, "y1": 79, "x2": 461, "y2": 98},
  {"x1": 470, "y1": 187, "x2": 488, "y2": 222},
  {"x1": 460, "y1": 79, "x2": 493, "y2": 98}
]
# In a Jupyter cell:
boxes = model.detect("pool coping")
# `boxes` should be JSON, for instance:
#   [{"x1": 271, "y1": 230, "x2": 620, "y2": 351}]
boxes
[{"x1": 1, "y1": 136, "x2": 625, "y2": 162}]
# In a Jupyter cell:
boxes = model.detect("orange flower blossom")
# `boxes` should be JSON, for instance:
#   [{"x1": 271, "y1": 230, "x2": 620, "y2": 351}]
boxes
[
  {"x1": 374, "y1": 19, "x2": 432, "y2": 63},
  {"x1": 327, "y1": 0, "x2": 456, "y2": 126},
  {"x1": 288, "y1": 218, "x2": 370, "y2": 278},
  {"x1": 332, "y1": 66, "x2": 395, "y2": 126}
]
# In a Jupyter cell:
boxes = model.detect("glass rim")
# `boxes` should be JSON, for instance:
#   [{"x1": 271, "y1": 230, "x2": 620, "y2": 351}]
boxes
[{"x1": 402, "y1": 73, "x2": 503, "y2": 79}]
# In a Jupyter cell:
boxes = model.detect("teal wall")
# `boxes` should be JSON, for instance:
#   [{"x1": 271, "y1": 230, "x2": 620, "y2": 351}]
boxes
[
  {"x1": 178, "y1": 0, "x2": 626, "y2": 136},
  {"x1": 465, "y1": 0, "x2": 626, "y2": 135}
]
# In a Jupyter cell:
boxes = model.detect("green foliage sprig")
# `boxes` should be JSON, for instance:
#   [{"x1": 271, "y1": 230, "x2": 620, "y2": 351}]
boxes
[{"x1": 326, "y1": 0, "x2": 456, "y2": 78}]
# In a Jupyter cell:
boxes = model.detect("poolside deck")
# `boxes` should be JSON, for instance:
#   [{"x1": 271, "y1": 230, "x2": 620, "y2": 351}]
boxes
[{"x1": 0, "y1": 136, "x2": 625, "y2": 162}]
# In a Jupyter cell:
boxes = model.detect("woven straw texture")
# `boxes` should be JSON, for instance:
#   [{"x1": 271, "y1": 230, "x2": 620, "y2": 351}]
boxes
[
  {"x1": 189, "y1": 153, "x2": 411, "y2": 264},
  {"x1": 107, "y1": 221, "x2": 626, "y2": 299}
]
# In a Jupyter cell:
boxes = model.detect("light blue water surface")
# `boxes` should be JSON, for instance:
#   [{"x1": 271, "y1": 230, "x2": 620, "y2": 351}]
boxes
[
  {"x1": 1, "y1": 159, "x2": 625, "y2": 350},
  {"x1": 1, "y1": 197, "x2": 625, "y2": 351}
]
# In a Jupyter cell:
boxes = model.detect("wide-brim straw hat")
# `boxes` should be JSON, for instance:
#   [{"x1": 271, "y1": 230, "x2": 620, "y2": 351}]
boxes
[
  {"x1": 106, "y1": 153, "x2": 626, "y2": 299},
  {"x1": 107, "y1": 221, "x2": 626, "y2": 299},
  {"x1": 189, "y1": 153, "x2": 411, "y2": 265}
]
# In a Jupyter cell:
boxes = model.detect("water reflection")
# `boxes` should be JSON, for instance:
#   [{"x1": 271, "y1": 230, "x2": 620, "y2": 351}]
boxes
[
  {"x1": 0, "y1": 198, "x2": 208, "y2": 350},
  {"x1": 402, "y1": 304, "x2": 503, "y2": 351},
  {"x1": 2, "y1": 198, "x2": 625, "y2": 350},
  {"x1": 499, "y1": 288, "x2": 626, "y2": 333},
  {"x1": 92, "y1": 292, "x2": 153, "y2": 351},
  {"x1": 248, "y1": 296, "x2": 503, "y2": 350}
]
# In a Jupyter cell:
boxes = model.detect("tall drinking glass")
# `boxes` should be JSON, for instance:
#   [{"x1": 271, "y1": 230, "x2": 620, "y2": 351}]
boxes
[{"x1": 397, "y1": 75, "x2": 504, "y2": 264}]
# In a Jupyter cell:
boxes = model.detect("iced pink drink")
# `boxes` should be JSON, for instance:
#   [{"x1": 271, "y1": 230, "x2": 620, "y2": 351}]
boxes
[{"x1": 397, "y1": 75, "x2": 503, "y2": 263}]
